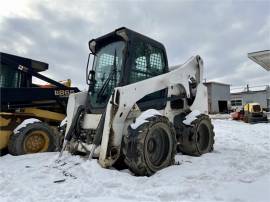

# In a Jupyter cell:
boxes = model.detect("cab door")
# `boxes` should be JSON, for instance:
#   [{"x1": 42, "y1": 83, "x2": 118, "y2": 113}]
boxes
[{"x1": 128, "y1": 40, "x2": 168, "y2": 110}]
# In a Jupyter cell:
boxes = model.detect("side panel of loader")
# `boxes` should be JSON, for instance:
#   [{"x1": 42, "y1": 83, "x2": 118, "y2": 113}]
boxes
[
  {"x1": 0, "y1": 108, "x2": 65, "y2": 151},
  {"x1": 0, "y1": 114, "x2": 18, "y2": 150}
]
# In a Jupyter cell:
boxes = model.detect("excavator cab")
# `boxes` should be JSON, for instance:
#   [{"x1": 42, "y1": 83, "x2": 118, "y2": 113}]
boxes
[
  {"x1": 87, "y1": 27, "x2": 168, "y2": 112},
  {"x1": 0, "y1": 52, "x2": 48, "y2": 88}
]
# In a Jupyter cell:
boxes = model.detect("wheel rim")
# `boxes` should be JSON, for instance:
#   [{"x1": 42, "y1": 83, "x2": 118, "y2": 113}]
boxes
[
  {"x1": 145, "y1": 127, "x2": 170, "y2": 168},
  {"x1": 196, "y1": 123, "x2": 210, "y2": 152},
  {"x1": 23, "y1": 130, "x2": 50, "y2": 153}
]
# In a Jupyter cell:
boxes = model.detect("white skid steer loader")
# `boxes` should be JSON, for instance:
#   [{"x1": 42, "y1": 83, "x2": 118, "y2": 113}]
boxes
[{"x1": 59, "y1": 27, "x2": 215, "y2": 176}]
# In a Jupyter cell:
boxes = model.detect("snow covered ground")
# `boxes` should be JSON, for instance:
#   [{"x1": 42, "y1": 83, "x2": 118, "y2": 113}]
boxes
[{"x1": 0, "y1": 119, "x2": 269, "y2": 202}]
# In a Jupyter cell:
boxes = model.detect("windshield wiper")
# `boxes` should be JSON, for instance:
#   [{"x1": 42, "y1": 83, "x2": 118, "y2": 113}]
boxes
[{"x1": 96, "y1": 49, "x2": 117, "y2": 103}]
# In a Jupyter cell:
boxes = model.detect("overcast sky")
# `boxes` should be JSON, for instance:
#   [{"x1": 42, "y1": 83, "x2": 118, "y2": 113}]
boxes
[{"x1": 0, "y1": 0, "x2": 269, "y2": 90}]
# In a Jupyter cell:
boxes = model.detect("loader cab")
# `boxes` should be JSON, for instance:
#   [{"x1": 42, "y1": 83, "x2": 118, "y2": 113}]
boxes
[
  {"x1": 88, "y1": 27, "x2": 168, "y2": 112},
  {"x1": 0, "y1": 52, "x2": 48, "y2": 88},
  {"x1": 244, "y1": 103, "x2": 263, "y2": 114}
]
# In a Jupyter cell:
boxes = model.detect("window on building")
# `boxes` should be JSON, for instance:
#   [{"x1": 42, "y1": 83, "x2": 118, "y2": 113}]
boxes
[{"x1": 231, "y1": 99, "x2": 242, "y2": 106}]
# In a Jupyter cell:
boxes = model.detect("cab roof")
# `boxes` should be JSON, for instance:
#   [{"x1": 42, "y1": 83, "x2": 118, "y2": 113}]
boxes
[
  {"x1": 88, "y1": 27, "x2": 166, "y2": 54},
  {"x1": 0, "y1": 52, "x2": 48, "y2": 72}
]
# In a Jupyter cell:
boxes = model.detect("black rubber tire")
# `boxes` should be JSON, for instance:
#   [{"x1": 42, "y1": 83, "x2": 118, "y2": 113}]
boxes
[
  {"x1": 123, "y1": 115, "x2": 177, "y2": 176},
  {"x1": 8, "y1": 122, "x2": 56, "y2": 155},
  {"x1": 243, "y1": 115, "x2": 249, "y2": 123},
  {"x1": 177, "y1": 114, "x2": 215, "y2": 156}
]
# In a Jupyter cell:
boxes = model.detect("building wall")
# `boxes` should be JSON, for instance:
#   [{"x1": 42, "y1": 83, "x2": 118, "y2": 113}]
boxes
[
  {"x1": 231, "y1": 90, "x2": 268, "y2": 109},
  {"x1": 267, "y1": 86, "x2": 270, "y2": 110},
  {"x1": 205, "y1": 83, "x2": 231, "y2": 113}
]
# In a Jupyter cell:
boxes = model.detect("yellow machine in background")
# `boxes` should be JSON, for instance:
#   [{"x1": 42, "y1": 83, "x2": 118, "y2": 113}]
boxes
[
  {"x1": 0, "y1": 52, "x2": 79, "y2": 155},
  {"x1": 0, "y1": 109, "x2": 64, "y2": 154},
  {"x1": 243, "y1": 103, "x2": 268, "y2": 123}
]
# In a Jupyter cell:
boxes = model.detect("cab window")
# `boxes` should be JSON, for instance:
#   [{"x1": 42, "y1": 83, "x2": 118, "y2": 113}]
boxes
[
  {"x1": 129, "y1": 41, "x2": 167, "y2": 110},
  {"x1": 129, "y1": 41, "x2": 165, "y2": 83}
]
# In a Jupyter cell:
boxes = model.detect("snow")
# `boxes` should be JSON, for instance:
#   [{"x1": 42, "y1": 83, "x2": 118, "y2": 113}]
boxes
[
  {"x1": 13, "y1": 118, "x2": 41, "y2": 133},
  {"x1": 130, "y1": 109, "x2": 161, "y2": 129},
  {"x1": 209, "y1": 114, "x2": 231, "y2": 119},
  {"x1": 183, "y1": 110, "x2": 201, "y2": 125},
  {"x1": 0, "y1": 120, "x2": 270, "y2": 202}
]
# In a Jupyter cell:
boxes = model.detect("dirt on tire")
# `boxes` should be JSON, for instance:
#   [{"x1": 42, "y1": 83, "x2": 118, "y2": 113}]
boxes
[
  {"x1": 177, "y1": 114, "x2": 215, "y2": 156},
  {"x1": 123, "y1": 115, "x2": 177, "y2": 176},
  {"x1": 8, "y1": 122, "x2": 57, "y2": 155}
]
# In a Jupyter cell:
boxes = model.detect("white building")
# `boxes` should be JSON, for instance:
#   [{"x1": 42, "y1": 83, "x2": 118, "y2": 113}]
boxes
[
  {"x1": 204, "y1": 82, "x2": 231, "y2": 114},
  {"x1": 231, "y1": 85, "x2": 270, "y2": 111}
]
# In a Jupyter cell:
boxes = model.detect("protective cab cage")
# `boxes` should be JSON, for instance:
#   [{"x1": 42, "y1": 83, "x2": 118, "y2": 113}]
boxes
[
  {"x1": 0, "y1": 52, "x2": 80, "y2": 111},
  {"x1": 86, "y1": 27, "x2": 172, "y2": 113}
]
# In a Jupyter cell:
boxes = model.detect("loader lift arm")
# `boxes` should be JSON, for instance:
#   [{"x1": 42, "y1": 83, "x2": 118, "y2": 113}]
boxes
[{"x1": 99, "y1": 55, "x2": 207, "y2": 167}]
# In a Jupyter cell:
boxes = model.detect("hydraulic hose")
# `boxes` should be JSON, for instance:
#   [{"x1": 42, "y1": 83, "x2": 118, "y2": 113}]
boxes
[
  {"x1": 88, "y1": 111, "x2": 106, "y2": 160},
  {"x1": 58, "y1": 105, "x2": 85, "y2": 159},
  {"x1": 93, "y1": 111, "x2": 106, "y2": 145},
  {"x1": 65, "y1": 105, "x2": 85, "y2": 141}
]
